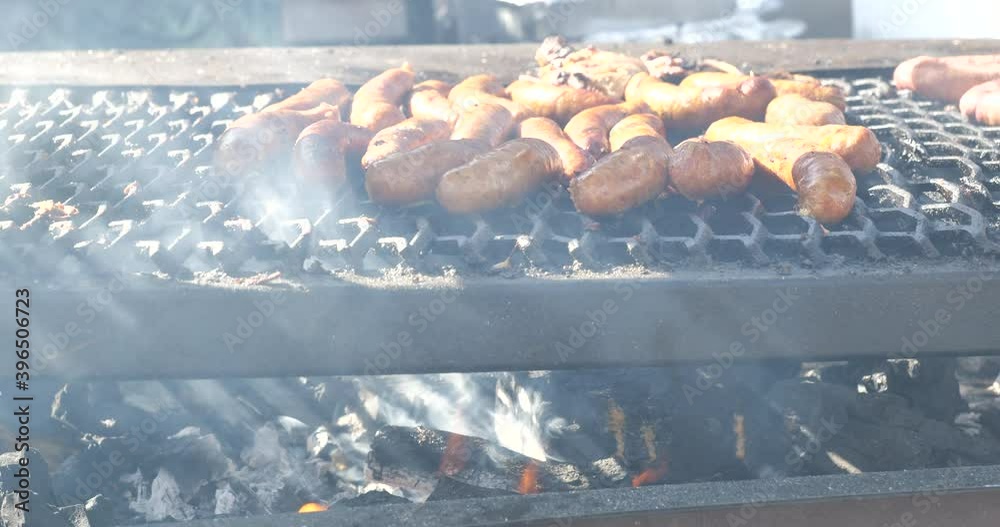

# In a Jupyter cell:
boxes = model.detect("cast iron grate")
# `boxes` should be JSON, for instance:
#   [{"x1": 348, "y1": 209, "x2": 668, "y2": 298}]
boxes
[{"x1": 2, "y1": 77, "x2": 999, "y2": 281}]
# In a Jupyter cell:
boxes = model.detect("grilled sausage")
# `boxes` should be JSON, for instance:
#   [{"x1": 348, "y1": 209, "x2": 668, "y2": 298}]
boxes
[
  {"x1": 450, "y1": 103, "x2": 515, "y2": 147},
  {"x1": 742, "y1": 138, "x2": 856, "y2": 224},
  {"x1": 214, "y1": 104, "x2": 339, "y2": 178},
  {"x1": 569, "y1": 136, "x2": 672, "y2": 216},
  {"x1": 506, "y1": 79, "x2": 619, "y2": 124},
  {"x1": 704, "y1": 117, "x2": 881, "y2": 174},
  {"x1": 263, "y1": 78, "x2": 352, "y2": 114},
  {"x1": 668, "y1": 139, "x2": 754, "y2": 201},
  {"x1": 564, "y1": 101, "x2": 648, "y2": 158},
  {"x1": 449, "y1": 74, "x2": 507, "y2": 104},
  {"x1": 608, "y1": 113, "x2": 666, "y2": 151},
  {"x1": 765, "y1": 94, "x2": 846, "y2": 126},
  {"x1": 436, "y1": 138, "x2": 563, "y2": 214},
  {"x1": 894, "y1": 55, "x2": 1000, "y2": 102},
  {"x1": 680, "y1": 72, "x2": 846, "y2": 109},
  {"x1": 960, "y1": 79, "x2": 1000, "y2": 125},
  {"x1": 350, "y1": 64, "x2": 415, "y2": 131},
  {"x1": 518, "y1": 117, "x2": 595, "y2": 180},
  {"x1": 408, "y1": 80, "x2": 454, "y2": 122},
  {"x1": 625, "y1": 72, "x2": 776, "y2": 130},
  {"x1": 361, "y1": 118, "x2": 451, "y2": 169},
  {"x1": 365, "y1": 139, "x2": 489, "y2": 205},
  {"x1": 293, "y1": 120, "x2": 374, "y2": 187}
]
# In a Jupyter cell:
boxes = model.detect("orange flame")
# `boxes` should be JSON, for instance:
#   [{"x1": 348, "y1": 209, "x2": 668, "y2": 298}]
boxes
[
  {"x1": 439, "y1": 433, "x2": 468, "y2": 476},
  {"x1": 298, "y1": 502, "x2": 328, "y2": 513},
  {"x1": 632, "y1": 459, "x2": 669, "y2": 488},
  {"x1": 518, "y1": 461, "x2": 540, "y2": 494}
]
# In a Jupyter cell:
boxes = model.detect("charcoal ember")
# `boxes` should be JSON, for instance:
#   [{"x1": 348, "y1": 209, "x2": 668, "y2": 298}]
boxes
[
  {"x1": 51, "y1": 436, "x2": 141, "y2": 506},
  {"x1": 916, "y1": 418, "x2": 1000, "y2": 465},
  {"x1": 141, "y1": 427, "x2": 234, "y2": 497},
  {"x1": 882, "y1": 359, "x2": 967, "y2": 423},
  {"x1": 0, "y1": 450, "x2": 52, "y2": 505},
  {"x1": 820, "y1": 421, "x2": 932, "y2": 473},
  {"x1": 127, "y1": 468, "x2": 195, "y2": 522},
  {"x1": 589, "y1": 457, "x2": 628, "y2": 486},
  {"x1": 338, "y1": 489, "x2": 410, "y2": 507},
  {"x1": 1, "y1": 493, "x2": 67, "y2": 527},
  {"x1": 744, "y1": 380, "x2": 854, "y2": 477},
  {"x1": 50, "y1": 383, "x2": 149, "y2": 436},
  {"x1": 957, "y1": 357, "x2": 1000, "y2": 380},
  {"x1": 52, "y1": 496, "x2": 111, "y2": 527}
]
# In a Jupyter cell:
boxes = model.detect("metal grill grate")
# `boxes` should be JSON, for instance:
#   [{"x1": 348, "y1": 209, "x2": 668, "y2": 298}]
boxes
[{"x1": 2, "y1": 78, "x2": 1000, "y2": 282}]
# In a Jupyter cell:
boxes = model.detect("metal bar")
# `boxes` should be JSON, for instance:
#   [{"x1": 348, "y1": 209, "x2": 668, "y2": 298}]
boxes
[
  {"x1": 6, "y1": 265, "x2": 999, "y2": 381},
  {"x1": 125, "y1": 464, "x2": 1000, "y2": 527},
  {"x1": 0, "y1": 39, "x2": 998, "y2": 86}
]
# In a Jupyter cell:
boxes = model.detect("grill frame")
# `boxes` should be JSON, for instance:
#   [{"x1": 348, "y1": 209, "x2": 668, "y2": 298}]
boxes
[{"x1": 2, "y1": 40, "x2": 1000, "y2": 382}]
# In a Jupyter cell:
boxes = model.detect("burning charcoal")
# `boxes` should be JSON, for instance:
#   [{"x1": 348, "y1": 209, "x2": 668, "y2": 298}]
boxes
[
  {"x1": 1, "y1": 493, "x2": 67, "y2": 527},
  {"x1": 590, "y1": 457, "x2": 628, "y2": 486},
  {"x1": 369, "y1": 426, "x2": 591, "y2": 496},
  {"x1": 338, "y1": 489, "x2": 411, "y2": 507},
  {"x1": 127, "y1": 468, "x2": 196, "y2": 522},
  {"x1": 857, "y1": 359, "x2": 967, "y2": 423},
  {"x1": 143, "y1": 427, "x2": 235, "y2": 497},
  {"x1": 0, "y1": 450, "x2": 53, "y2": 505},
  {"x1": 52, "y1": 495, "x2": 111, "y2": 527}
]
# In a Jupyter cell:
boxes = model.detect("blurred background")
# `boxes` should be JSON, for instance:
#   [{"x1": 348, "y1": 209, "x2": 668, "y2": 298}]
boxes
[{"x1": 0, "y1": 0, "x2": 996, "y2": 51}]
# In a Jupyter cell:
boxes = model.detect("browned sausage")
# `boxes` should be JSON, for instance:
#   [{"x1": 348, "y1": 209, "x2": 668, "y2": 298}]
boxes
[
  {"x1": 960, "y1": 79, "x2": 1000, "y2": 125},
  {"x1": 365, "y1": 139, "x2": 489, "y2": 205},
  {"x1": 741, "y1": 138, "x2": 856, "y2": 224},
  {"x1": 704, "y1": 117, "x2": 881, "y2": 174},
  {"x1": 263, "y1": 78, "x2": 352, "y2": 114},
  {"x1": 765, "y1": 94, "x2": 846, "y2": 126},
  {"x1": 436, "y1": 138, "x2": 563, "y2": 214},
  {"x1": 608, "y1": 113, "x2": 666, "y2": 151},
  {"x1": 350, "y1": 64, "x2": 415, "y2": 131},
  {"x1": 360, "y1": 118, "x2": 451, "y2": 169},
  {"x1": 564, "y1": 101, "x2": 648, "y2": 158},
  {"x1": 625, "y1": 72, "x2": 776, "y2": 130},
  {"x1": 450, "y1": 103, "x2": 515, "y2": 147},
  {"x1": 679, "y1": 72, "x2": 846, "y2": 109},
  {"x1": 408, "y1": 80, "x2": 454, "y2": 122},
  {"x1": 293, "y1": 120, "x2": 374, "y2": 187},
  {"x1": 668, "y1": 139, "x2": 755, "y2": 201},
  {"x1": 894, "y1": 55, "x2": 1000, "y2": 102},
  {"x1": 535, "y1": 39, "x2": 649, "y2": 99},
  {"x1": 449, "y1": 74, "x2": 506, "y2": 104},
  {"x1": 518, "y1": 117, "x2": 595, "y2": 180},
  {"x1": 569, "y1": 136, "x2": 672, "y2": 216},
  {"x1": 213, "y1": 104, "x2": 339, "y2": 178},
  {"x1": 506, "y1": 79, "x2": 619, "y2": 124}
]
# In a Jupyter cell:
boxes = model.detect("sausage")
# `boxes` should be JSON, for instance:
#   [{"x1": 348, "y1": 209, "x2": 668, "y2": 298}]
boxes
[
  {"x1": 740, "y1": 138, "x2": 856, "y2": 224},
  {"x1": 564, "y1": 101, "x2": 648, "y2": 158},
  {"x1": 960, "y1": 79, "x2": 1000, "y2": 125},
  {"x1": 408, "y1": 80, "x2": 454, "y2": 122},
  {"x1": 213, "y1": 104, "x2": 339, "y2": 178},
  {"x1": 293, "y1": 120, "x2": 374, "y2": 188},
  {"x1": 680, "y1": 72, "x2": 846, "y2": 109},
  {"x1": 518, "y1": 117, "x2": 595, "y2": 180},
  {"x1": 350, "y1": 64, "x2": 415, "y2": 132},
  {"x1": 361, "y1": 118, "x2": 451, "y2": 169},
  {"x1": 449, "y1": 74, "x2": 507, "y2": 104},
  {"x1": 668, "y1": 139, "x2": 754, "y2": 201},
  {"x1": 704, "y1": 117, "x2": 881, "y2": 174},
  {"x1": 450, "y1": 102, "x2": 515, "y2": 147},
  {"x1": 569, "y1": 136, "x2": 672, "y2": 216},
  {"x1": 625, "y1": 72, "x2": 776, "y2": 130},
  {"x1": 608, "y1": 113, "x2": 666, "y2": 151},
  {"x1": 894, "y1": 55, "x2": 1000, "y2": 102},
  {"x1": 365, "y1": 139, "x2": 489, "y2": 205},
  {"x1": 263, "y1": 78, "x2": 352, "y2": 114},
  {"x1": 765, "y1": 94, "x2": 846, "y2": 126},
  {"x1": 436, "y1": 138, "x2": 563, "y2": 214},
  {"x1": 506, "y1": 79, "x2": 618, "y2": 124},
  {"x1": 535, "y1": 39, "x2": 649, "y2": 99}
]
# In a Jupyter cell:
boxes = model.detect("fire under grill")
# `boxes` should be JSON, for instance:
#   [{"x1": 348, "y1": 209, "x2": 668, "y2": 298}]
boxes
[{"x1": 1, "y1": 41, "x2": 1000, "y2": 527}]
